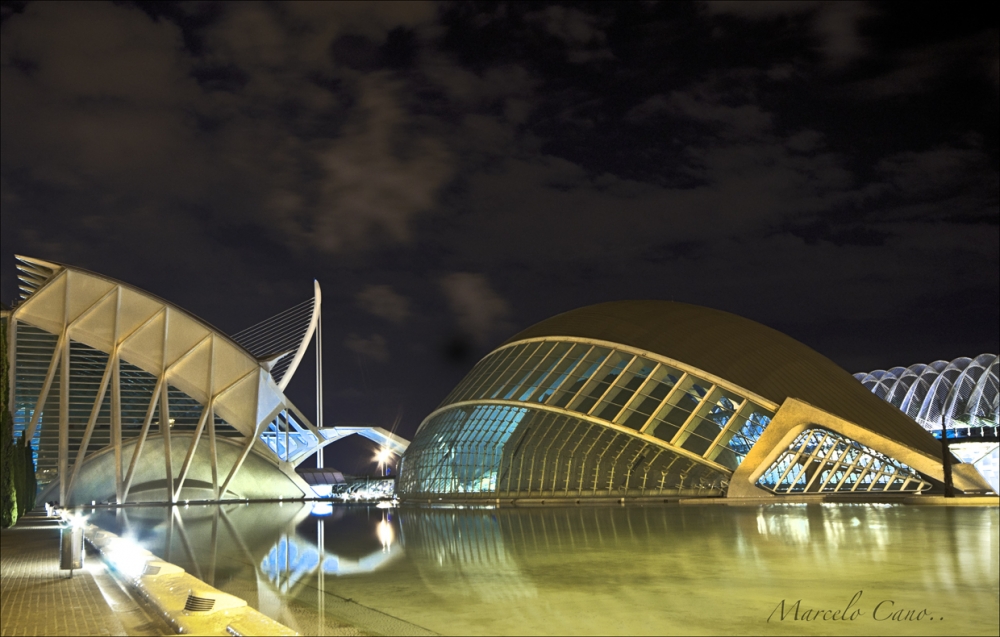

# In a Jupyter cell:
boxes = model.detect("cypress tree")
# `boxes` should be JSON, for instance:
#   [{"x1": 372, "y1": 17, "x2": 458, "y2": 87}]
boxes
[
  {"x1": 22, "y1": 434, "x2": 36, "y2": 513},
  {"x1": 1, "y1": 318, "x2": 16, "y2": 527}
]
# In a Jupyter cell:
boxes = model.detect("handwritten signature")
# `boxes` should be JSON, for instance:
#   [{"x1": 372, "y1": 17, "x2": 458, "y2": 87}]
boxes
[{"x1": 768, "y1": 590, "x2": 942, "y2": 622}]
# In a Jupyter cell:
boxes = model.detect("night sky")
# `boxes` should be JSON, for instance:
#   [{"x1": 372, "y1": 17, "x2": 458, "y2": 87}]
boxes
[{"x1": 2, "y1": 2, "x2": 997, "y2": 473}]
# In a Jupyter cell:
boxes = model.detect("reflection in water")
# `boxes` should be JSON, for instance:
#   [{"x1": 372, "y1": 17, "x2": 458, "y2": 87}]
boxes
[
  {"x1": 89, "y1": 503, "x2": 999, "y2": 636},
  {"x1": 261, "y1": 523, "x2": 400, "y2": 593},
  {"x1": 402, "y1": 507, "x2": 537, "y2": 603}
]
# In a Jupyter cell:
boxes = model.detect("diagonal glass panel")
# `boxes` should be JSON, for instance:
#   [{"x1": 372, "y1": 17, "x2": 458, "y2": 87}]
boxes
[
  {"x1": 645, "y1": 375, "x2": 711, "y2": 444},
  {"x1": 593, "y1": 358, "x2": 656, "y2": 422},
  {"x1": 614, "y1": 364, "x2": 682, "y2": 430},
  {"x1": 533, "y1": 344, "x2": 591, "y2": 404},
  {"x1": 547, "y1": 347, "x2": 610, "y2": 409},
  {"x1": 756, "y1": 427, "x2": 930, "y2": 495}
]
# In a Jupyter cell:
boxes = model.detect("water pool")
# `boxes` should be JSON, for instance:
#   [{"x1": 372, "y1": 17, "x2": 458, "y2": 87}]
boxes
[{"x1": 88, "y1": 502, "x2": 999, "y2": 635}]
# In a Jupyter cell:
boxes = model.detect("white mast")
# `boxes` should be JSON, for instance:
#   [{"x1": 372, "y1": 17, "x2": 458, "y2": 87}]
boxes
[{"x1": 314, "y1": 280, "x2": 324, "y2": 469}]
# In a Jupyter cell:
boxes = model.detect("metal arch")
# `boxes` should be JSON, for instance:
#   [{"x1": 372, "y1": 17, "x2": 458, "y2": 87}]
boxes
[
  {"x1": 915, "y1": 365, "x2": 955, "y2": 428},
  {"x1": 885, "y1": 366, "x2": 919, "y2": 409},
  {"x1": 279, "y1": 280, "x2": 321, "y2": 391},
  {"x1": 898, "y1": 364, "x2": 933, "y2": 418},
  {"x1": 284, "y1": 426, "x2": 410, "y2": 467},
  {"x1": 858, "y1": 354, "x2": 1000, "y2": 432},
  {"x1": 419, "y1": 398, "x2": 732, "y2": 476},
  {"x1": 940, "y1": 356, "x2": 990, "y2": 428},
  {"x1": 966, "y1": 355, "x2": 999, "y2": 424},
  {"x1": 455, "y1": 335, "x2": 782, "y2": 413}
]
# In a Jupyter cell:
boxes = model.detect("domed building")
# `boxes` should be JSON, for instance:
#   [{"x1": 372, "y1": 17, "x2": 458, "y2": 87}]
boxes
[{"x1": 398, "y1": 301, "x2": 995, "y2": 500}]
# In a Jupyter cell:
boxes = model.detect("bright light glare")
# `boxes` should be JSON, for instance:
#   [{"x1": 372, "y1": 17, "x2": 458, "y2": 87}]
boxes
[
  {"x1": 104, "y1": 537, "x2": 153, "y2": 580},
  {"x1": 376, "y1": 519, "x2": 394, "y2": 550},
  {"x1": 374, "y1": 448, "x2": 392, "y2": 464},
  {"x1": 311, "y1": 502, "x2": 333, "y2": 516},
  {"x1": 61, "y1": 511, "x2": 89, "y2": 529}
]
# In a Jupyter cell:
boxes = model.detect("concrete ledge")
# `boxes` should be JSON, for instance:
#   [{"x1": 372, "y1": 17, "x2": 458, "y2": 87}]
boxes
[
  {"x1": 902, "y1": 495, "x2": 999, "y2": 506},
  {"x1": 83, "y1": 524, "x2": 297, "y2": 636}
]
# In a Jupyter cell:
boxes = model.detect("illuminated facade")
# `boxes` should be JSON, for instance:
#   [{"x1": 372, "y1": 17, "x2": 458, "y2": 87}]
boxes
[
  {"x1": 5, "y1": 256, "x2": 407, "y2": 506},
  {"x1": 855, "y1": 355, "x2": 999, "y2": 493},
  {"x1": 398, "y1": 302, "x2": 996, "y2": 500}
]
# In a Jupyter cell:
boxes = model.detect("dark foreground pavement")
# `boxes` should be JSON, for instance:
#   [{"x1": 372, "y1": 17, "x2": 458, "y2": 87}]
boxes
[{"x1": 0, "y1": 513, "x2": 170, "y2": 636}]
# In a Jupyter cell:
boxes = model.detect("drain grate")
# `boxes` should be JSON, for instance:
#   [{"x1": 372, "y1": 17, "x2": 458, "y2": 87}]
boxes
[{"x1": 184, "y1": 593, "x2": 216, "y2": 613}]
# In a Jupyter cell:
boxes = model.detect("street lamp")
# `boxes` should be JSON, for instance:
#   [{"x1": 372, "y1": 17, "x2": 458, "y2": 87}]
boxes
[{"x1": 374, "y1": 447, "x2": 392, "y2": 477}]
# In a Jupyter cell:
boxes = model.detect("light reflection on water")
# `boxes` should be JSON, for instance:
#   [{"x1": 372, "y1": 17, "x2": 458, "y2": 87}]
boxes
[{"x1": 89, "y1": 503, "x2": 999, "y2": 636}]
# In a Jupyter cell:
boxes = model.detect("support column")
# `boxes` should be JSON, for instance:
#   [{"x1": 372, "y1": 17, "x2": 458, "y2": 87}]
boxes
[
  {"x1": 112, "y1": 288, "x2": 123, "y2": 502},
  {"x1": 316, "y1": 305, "x2": 323, "y2": 469},
  {"x1": 58, "y1": 335, "x2": 69, "y2": 505},
  {"x1": 112, "y1": 351, "x2": 122, "y2": 502},
  {"x1": 161, "y1": 312, "x2": 173, "y2": 503}
]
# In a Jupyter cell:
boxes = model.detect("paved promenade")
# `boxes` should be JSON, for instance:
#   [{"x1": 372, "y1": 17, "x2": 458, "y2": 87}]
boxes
[{"x1": 0, "y1": 514, "x2": 168, "y2": 636}]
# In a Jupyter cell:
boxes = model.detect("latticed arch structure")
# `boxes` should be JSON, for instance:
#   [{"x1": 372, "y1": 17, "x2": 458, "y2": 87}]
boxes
[
  {"x1": 854, "y1": 354, "x2": 999, "y2": 494},
  {"x1": 854, "y1": 355, "x2": 999, "y2": 435},
  {"x1": 5, "y1": 256, "x2": 408, "y2": 506},
  {"x1": 398, "y1": 302, "x2": 995, "y2": 501}
]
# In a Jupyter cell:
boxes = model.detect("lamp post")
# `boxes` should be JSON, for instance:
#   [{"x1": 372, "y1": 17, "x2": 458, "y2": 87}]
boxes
[
  {"x1": 375, "y1": 447, "x2": 392, "y2": 477},
  {"x1": 941, "y1": 418, "x2": 955, "y2": 498}
]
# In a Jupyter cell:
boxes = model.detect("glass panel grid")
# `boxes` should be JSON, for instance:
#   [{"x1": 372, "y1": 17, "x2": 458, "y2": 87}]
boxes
[
  {"x1": 13, "y1": 322, "x2": 58, "y2": 475},
  {"x1": 757, "y1": 427, "x2": 930, "y2": 494},
  {"x1": 533, "y1": 344, "x2": 592, "y2": 404},
  {"x1": 398, "y1": 405, "x2": 528, "y2": 495},
  {"x1": 547, "y1": 347, "x2": 610, "y2": 409}
]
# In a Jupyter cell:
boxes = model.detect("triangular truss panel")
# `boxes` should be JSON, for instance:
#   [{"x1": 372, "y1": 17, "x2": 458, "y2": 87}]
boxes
[
  {"x1": 167, "y1": 336, "x2": 213, "y2": 405},
  {"x1": 757, "y1": 427, "x2": 930, "y2": 494},
  {"x1": 69, "y1": 292, "x2": 118, "y2": 352},
  {"x1": 163, "y1": 309, "x2": 211, "y2": 369},
  {"x1": 65, "y1": 270, "x2": 116, "y2": 324},
  {"x1": 214, "y1": 372, "x2": 260, "y2": 435},
  {"x1": 257, "y1": 373, "x2": 286, "y2": 430},
  {"x1": 213, "y1": 338, "x2": 259, "y2": 394},
  {"x1": 116, "y1": 287, "x2": 165, "y2": 341},
  {"x1": 119, "y1": 310, "x2": 166, "y2": 376}
]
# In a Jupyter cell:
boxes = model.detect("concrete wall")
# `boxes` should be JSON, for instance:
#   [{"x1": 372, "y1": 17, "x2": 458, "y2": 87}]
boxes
[{"x1": 40, "y1": 434, "x2": 308, "y2": 506}]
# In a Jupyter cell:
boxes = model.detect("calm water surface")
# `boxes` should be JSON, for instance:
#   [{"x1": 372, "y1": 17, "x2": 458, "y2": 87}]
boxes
[{"x1": 88, "y1": 502, "x2": 999, "y2": 636}]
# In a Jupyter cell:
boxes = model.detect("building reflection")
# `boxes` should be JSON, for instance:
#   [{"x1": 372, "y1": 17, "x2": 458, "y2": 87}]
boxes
[{"x1": 88, "y1": 502, "x2": 998, "y2": 635}]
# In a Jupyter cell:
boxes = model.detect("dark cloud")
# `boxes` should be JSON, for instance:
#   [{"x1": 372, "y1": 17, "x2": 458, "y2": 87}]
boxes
[
  {"x1": 344, "y1": 332, "x2": 390, "y2": 362},
  {"x1": 356, "y1": 284, "x2": 411, "y2": 323},
  {"x1": 706, "y1": 1, "x2": 876, "y2": 68},
  {"x1": 439, "y1": 273, "x2": 511, "y2": 347},
  {"x1": 1, "y1": 1, "x2": 997, "y2": 456}
]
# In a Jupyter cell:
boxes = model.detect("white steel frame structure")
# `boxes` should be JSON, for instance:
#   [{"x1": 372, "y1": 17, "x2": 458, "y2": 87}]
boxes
[
  {"x1": 854, "y1": 355, "x2": 999, "y2": 436},
  {"x1": 6, "y1": 256, "x2": 406, "y2": 506},
  {"x1": 854, "y1": 355, "x2": 999, "y2": 494}
]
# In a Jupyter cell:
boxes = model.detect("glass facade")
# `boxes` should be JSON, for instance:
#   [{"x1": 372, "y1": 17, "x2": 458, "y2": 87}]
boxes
[
  {"x1": 437, "y1": 339, "x2": 775, "y2": 468},
  {"x1": 400, "y1": 337, "x2": 778, "y2": 499},
  {"x1": 398, "y1": 404, "x2": 728, "y2": 498},
  {"x1": 757, "y1": 428, "x2": 930, "y2": 494},
  {"x1": 12, "y1": 322, "x2": 57, "y2": 476}
]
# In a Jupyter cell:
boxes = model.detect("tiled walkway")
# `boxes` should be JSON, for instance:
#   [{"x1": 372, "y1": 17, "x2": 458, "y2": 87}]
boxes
[{"x1": 0, "y1": 515, "x2": 166, "y2": 636}]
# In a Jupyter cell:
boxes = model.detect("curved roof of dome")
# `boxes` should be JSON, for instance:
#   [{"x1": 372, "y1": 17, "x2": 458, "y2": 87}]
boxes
[{"x1": 504, "y1": 301, "x2": 942, "y2": 458}]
